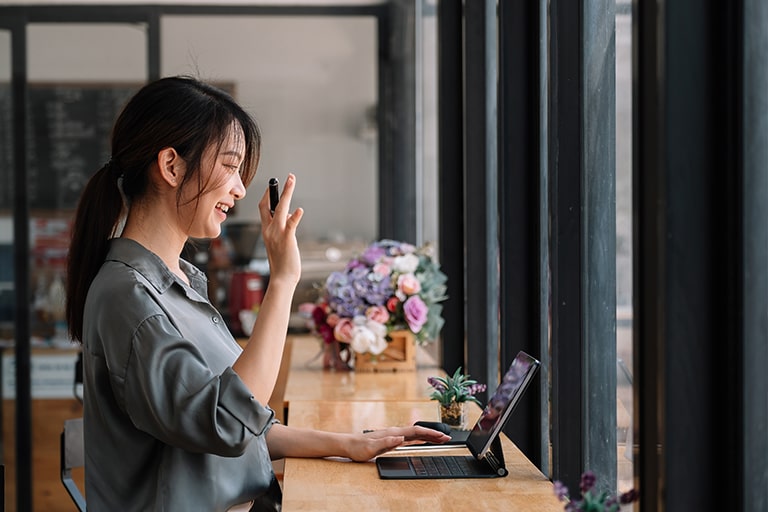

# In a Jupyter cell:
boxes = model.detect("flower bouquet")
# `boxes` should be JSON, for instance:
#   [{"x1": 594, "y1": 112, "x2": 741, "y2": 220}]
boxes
[{"x1": 303, "y1": 239, "x2": 447, "y2": 369}]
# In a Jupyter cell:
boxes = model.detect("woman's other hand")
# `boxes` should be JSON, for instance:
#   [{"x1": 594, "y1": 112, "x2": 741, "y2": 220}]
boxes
[{"x1": 346, "y1": 425, "x2": 452, "y2": 462}]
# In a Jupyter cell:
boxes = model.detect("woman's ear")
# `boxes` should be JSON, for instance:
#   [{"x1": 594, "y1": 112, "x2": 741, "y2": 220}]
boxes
[{"x1": 157, "y1": 147, "x2": 185, "y2": 187}]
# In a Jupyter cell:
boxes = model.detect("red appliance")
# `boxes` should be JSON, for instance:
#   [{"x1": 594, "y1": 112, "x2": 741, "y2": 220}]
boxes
[{"x1": 228, "y1": 271, "x2": 264, "y2": 336}]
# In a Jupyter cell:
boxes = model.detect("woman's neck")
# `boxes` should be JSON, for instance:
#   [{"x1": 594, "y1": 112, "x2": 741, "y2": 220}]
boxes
[{"x1": 120, "y1": 201, "x2": 189, "y2": 283}]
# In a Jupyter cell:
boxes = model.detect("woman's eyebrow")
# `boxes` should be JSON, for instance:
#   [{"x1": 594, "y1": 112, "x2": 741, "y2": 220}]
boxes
[{"x1": 220, "y1": 150, "x2": 244, "y2": 159}]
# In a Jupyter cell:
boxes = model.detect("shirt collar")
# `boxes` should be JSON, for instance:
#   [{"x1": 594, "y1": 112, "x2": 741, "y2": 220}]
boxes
[{"x1": 106, "y1": 238, "x2": 208, "y2": 296}]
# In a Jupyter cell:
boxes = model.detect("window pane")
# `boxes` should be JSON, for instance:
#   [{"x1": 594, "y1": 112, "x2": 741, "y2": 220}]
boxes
[
  {"x1": 0, "y1": 29, "x2": 13, "y2": 340},
  {"x1": 161, "y1": 15, "x2": 378, "y2": 243},
  {"x1": 24, "y1": 22, "x2": 146, "y2": 339},
  {"x1": 160, "y1": 15, "x2": 378, "y2": 334},
  {"x1": 4, "y1": 22, "x2": 147, "y2": 511},
  {"x1": 615, "y1": 1, "x2": 634, "y2": 492}
]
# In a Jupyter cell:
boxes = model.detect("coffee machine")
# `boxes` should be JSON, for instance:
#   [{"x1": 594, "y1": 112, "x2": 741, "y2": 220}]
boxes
[{"x1": 219, "y1": 222, "x2": 266, "y2": 337}]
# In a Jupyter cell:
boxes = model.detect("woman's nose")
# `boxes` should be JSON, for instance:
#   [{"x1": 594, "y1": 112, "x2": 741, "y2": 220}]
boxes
[{"x1": 232, "y1": 173, "x2": 246, "y2": 200}]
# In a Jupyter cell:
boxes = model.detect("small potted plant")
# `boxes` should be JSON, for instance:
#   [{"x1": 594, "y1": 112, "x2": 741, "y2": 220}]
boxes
[{"x1": 427, "y1": 367, "x2": 486, "y2": 428}]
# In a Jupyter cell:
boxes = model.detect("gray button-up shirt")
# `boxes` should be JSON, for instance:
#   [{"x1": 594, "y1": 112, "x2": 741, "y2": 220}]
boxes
[{"x1": 82, "y1": 238, "x2": 280, "y2": 511}]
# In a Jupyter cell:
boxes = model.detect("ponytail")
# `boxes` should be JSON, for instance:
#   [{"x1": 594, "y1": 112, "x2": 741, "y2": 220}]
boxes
[{"x1": 66, "y1": 162, "x2": 125, "y2": 342}]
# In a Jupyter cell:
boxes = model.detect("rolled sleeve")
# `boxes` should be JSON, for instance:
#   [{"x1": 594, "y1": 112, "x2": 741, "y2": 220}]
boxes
[{"x1": 218, "y1": 367, "x2": 277, "y2": 436}]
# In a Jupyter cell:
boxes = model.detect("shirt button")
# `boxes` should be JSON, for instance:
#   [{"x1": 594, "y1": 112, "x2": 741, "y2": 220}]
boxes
[{"x1": 212, "y1": 316, "x2": 220, "y2": 324}]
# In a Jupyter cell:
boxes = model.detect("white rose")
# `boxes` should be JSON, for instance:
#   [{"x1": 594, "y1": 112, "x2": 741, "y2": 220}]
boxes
[
  {"x1": 350, "y1": 325, "x2": 376, "y2": 354},
  {"x1": 366, "y1": 320, "x2": 389, "y2": 355},
  {"x1": 368, "y1": 335, "x2": 388, "y2": 355},
  {"x1": 393, "y1": 253, "x2": 419, "y2": 274}
]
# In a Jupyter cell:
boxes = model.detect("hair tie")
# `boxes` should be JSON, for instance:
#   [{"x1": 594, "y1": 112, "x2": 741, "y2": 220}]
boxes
[
  {"x1": 105, "y1": 156, "x2": 121, "y2": 175},
  {"x1": 117, "y1": 172, "x2": 128, "y2": 199}
]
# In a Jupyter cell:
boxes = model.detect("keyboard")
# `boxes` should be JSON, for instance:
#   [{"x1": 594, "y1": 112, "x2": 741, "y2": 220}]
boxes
[{"x1": 409, "y1": 455, "x2": 487, "y2": 477}]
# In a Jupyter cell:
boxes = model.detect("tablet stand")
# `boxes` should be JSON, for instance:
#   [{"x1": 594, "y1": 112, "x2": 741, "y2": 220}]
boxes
[{"x1": 481, "y1": 435, "x2": 508, "y2": 477}]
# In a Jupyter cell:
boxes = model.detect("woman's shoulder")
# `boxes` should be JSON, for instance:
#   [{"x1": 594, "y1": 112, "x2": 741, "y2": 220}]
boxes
[{"x1": 87, "y1": 255, "x2": 166, "y2": 319}]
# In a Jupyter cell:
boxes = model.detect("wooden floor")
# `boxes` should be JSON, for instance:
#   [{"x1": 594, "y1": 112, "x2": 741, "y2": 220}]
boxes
[{"x1": 3, "y1": 398, "x2": 85, "y2": 512}]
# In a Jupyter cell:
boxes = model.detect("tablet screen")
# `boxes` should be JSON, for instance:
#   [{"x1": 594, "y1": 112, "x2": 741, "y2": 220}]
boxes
[{"x1": 466, "y1": 351, "x2": 540, "y2": 459}]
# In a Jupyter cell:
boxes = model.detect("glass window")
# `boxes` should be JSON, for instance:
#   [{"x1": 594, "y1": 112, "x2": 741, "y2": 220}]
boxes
[
  {"x1": 0, "y1": 29, "x2": 13, "y2": 340},
  {"x1": 23, "y1": 22, "x2": 146, "y2": 343},
  {"x1": 418, "y1": 0, "x2": 439, "y2": 248},
  {"x1": 160, "y1": 15, "x2": 378, "y2": 332},
  {"x1": 161, "y1": 15, "x2": 378, "y2": 244},
  {"x1": 4, "y1": 22, "x2": 147, "y2": 511},
  {"x1": 615, "y1": 0, "x2": 634, "y2": 492}
]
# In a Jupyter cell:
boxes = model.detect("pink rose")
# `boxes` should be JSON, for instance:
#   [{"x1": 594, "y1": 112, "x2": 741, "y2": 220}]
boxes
[
  {"x1": 365, "y1": 305, "x2": 390, "y2": 324},
  {"x1": 298, "y1": 302, "x2": 317, "y2": 315},
  {"x1": 403, "y1": 295, "x2": 428, "y2": 333},
  {"x1": 334, "y1": 317, "x2": 355, "y2": 342},
  {"x1": 397, "y1": 273, "x2": 421, "y2": 296},
  {"x1": 386, "y1": 296, "x2": 400, "y2": 313},
  {"x1": 326, "y1": 313, "x2": 340, "y2": 328},
  {"x1": 373, "y1": 262, "x2": 391, "y2": 277}
]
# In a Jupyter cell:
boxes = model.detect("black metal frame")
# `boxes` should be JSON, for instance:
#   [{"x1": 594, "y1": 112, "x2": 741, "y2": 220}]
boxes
[
  {"x1": 377, "y1": 0, "x2": 417, "y2": 243},
  {"x1": 436, "y1": 0, "x2": 465, "y2": 385},
  {"x1": 462, "y1": 0, "x2": 499, "y2": 399},
  {"x1": 497, "y1": 0, "x2": 543, "y2": 466},
  {"x1": 633, "y1": 0, "x2": 768, "y2": 509},
  {"x1": 547, "y1": 0, "x2": 618, "y2": 494},
  {"x1": 548, "y1": 0, "x2": 587, "y2": 493},
  {"x1": 437, "y1": 0, "x2": 548, "y2": 476},
  {"x1": 741, "y1": 3, "x2": 768, "y2": 509}
]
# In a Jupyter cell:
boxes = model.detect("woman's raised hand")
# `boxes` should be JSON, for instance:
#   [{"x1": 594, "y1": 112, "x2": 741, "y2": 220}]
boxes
[{"x1": 258, "y1": 173, "x2": 304, "y2": 286}]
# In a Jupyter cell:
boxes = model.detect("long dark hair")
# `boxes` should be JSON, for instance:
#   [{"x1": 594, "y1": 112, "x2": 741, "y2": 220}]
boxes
[{"x1": 66, "y1": 76, "x2": 261, "y2": 342}]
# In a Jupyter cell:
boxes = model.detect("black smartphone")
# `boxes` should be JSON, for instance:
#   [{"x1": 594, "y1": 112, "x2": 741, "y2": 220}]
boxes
[{"x1": 268, "y1": 178, "x2": 279, "y2": 215}]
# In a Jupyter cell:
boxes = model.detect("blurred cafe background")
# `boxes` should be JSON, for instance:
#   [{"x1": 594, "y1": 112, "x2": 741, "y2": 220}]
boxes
[{"x1": 2, "y1": 1, "x2": 766, "y2": 511}]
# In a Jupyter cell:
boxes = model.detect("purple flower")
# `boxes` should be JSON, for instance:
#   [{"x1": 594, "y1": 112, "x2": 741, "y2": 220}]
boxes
[
  {"x1": 326, "y1": 272, "x2": 365, "y2": 317},
  {"x1": 361, "y1": 245, "x2": 387, "y2": 265},
  {"x1": 619, "y1": 489, "x2": 639, "y2": 504},
  {"x1": 403, "y1": 295, "x2": 428, "y2": 333},
  {"x1": 427, "y1": 376, "x2": 447, "y2": 393},
  {"x1": 348, "y1": 267, "x2": 392, "y2": 306},
  {"x1": 579, "y1": 471, "x2": 596, "y2": 494},
  {"x1": 553, "y1": 480, "x2": 569, "y2": 502},
  {"x1": 552, "y1": 471, "x2": 638, "y2": 511},
  {"x1": 467, "y1": 383, "x2": 487, "y2": 396}
]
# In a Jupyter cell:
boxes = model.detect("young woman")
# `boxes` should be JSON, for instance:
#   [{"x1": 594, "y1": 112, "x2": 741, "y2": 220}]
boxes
[{"x1": 65, "y1": 76, "x2": 448, "y2": 511}]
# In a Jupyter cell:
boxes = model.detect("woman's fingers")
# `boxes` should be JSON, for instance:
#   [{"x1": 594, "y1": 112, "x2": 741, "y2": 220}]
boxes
[
  {"x1": 258, "y1": 173, "x2": 295, "y2": 221},
  {"x1": 257, "y1": 174, "x2": 303, "y2": 283}
]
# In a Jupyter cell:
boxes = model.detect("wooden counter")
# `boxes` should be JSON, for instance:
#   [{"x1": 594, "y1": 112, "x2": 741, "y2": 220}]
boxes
[
  {"x1": 1, "y1": 335, "x2": 557, "y2": 511},
  {"x1": 281, "y1": 400, "x2": 562, "y2": 511},
  {"x1": 282, "y1": 335, "x2": 443, "y2": 406}
]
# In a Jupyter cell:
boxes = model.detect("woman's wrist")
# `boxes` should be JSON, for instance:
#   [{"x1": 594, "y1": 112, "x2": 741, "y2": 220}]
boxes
[{"x1": 331, "y1": 432, "x2": 355, "y2": 460}]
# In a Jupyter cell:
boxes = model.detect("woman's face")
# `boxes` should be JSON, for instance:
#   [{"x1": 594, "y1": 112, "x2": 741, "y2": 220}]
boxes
[{"x1": 179, "y1": 123, "x2": 247, "y2": 239}]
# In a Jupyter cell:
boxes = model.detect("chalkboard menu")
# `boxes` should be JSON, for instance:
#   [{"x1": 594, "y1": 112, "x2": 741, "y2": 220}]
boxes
[{"x1": 0, "y1": 83, "x2": 139, "y2": 210}]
